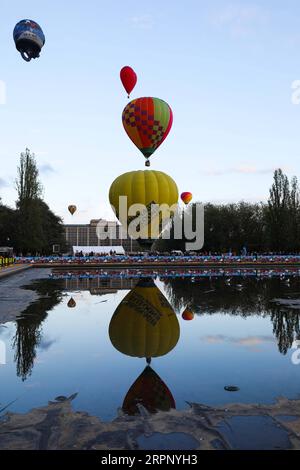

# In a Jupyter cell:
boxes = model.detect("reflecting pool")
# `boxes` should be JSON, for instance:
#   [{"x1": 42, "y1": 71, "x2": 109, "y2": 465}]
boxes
[{"x1": 1, "y1": 270, "x2": 300, "y2": 422}]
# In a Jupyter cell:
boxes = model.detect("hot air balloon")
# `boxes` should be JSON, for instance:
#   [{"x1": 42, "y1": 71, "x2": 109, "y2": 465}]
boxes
[
  {"x1": 13, "y1": 19, "x2": 45, "y2": 62},
  {"x1": 67, "y1": 297, "x2": 76, "y2": 308},
  {"x1": 122, "y1": 365, "x2": 175, "y2": 416},
  {"x1": 120, "y1": 66, "x2": 137, "y2": 98},
  {"x1": 182, "y1": 308, "x2": 194, "y2": 321},
  {"x1": 122, "y1": 97, "x2": 173, "y2": 166},
  {"x1": 68, "y1": 205, "x2": 77, "y2": 216},
  {"x1": 181, "y1": 192, "x2": 193, "y2": 205},
  {"x1": 109, "y1": 170, "x2": 178, "y2": 246},
  {"x1": 109, "y1": 278, "x2": 180, "y2": 360}
]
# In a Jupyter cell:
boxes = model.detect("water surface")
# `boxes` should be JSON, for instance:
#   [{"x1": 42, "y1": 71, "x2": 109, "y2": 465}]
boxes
[{"x1": 0, "y1": 270, "x2": 300, "y2": 421}]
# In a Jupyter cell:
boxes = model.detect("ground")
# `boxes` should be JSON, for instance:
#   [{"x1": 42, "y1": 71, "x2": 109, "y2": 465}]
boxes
[
  {"x1": 0, "y1": 395, "x2": 300, "y2": 450},
  {"x1": 0, "y1": 268, "x2": 50, "y2": 325}
]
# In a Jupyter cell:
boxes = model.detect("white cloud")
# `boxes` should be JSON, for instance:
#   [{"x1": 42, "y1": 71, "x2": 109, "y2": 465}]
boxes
[
  {"x1": 130, "y1": 15, "x2": 153, "y2": 30},
  {"x1": 201, "y1": 335, "x2": 274, "y2": 350},
  {"x1": 211, "y1": 4, "x2": 267, "y2": 36},
  {"x1": 0, "y1": 178, "x2": 8, "y2": 188},
  {"x1": 201, "y1": 165, "x2": 291, "y2": 176},
  {"x1": 39, "y1": 163, "x2": 55, "y2": 175}
]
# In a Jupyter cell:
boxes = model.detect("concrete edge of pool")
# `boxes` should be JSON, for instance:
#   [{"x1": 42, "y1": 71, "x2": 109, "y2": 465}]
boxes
[
  {"x1": 0, "y1": 395, "x2": 299, "y2": 450},
  {"x1": 0, "y1": 264, "x2": 32, "y2": 280}
]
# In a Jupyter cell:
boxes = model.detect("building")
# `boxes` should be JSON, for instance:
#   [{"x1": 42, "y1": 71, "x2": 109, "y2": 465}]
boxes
[
  {"x1": 62, "y1": 276, "x2": 138, "y2": 293},
  {"x1": 0, "y1": 247, "x2": 13, "y2": 256},
  {"x1": 64, "y1": 219, "x2": 140, "y2": 253}
]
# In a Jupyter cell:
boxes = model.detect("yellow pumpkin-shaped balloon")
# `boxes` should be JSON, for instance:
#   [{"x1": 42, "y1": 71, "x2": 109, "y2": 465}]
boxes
[
  {"x1": 109, "y1": 170, "x2": 178, "y2": 243},
  {"x1": 109, "y1": 278, "x2": 180, "y2": 359}
]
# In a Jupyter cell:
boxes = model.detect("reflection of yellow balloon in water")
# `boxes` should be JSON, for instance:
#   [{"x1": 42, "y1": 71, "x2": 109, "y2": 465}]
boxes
[
  {"x1": 109, "y1": 170, "x2": 178, "y2": 244},
  {"x1": 122, "y1": 365, "x2": 175, "y2": 416},
  {"x1": 67, "y1": 297, "x2": 76, "y2": 308},
  {"x1": 109, "y1": 278, "x2": 180, "y2": 358},
  {"x1": 68, "y1": 205, "x2": 77, "y2": 215}
]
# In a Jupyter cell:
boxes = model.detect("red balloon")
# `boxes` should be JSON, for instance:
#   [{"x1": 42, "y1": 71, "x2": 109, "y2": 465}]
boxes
[
  {"x1": 181, "y1": 192, "x2": 193, "y2": 205},
  {"x1": 120, "y1": 66, "x2": 137, "y2": 97}
]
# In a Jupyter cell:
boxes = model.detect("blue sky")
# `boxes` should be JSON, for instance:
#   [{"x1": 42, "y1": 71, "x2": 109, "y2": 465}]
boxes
[{"x1": 1, "y1": 0, "x2": 300, "y2": 223}]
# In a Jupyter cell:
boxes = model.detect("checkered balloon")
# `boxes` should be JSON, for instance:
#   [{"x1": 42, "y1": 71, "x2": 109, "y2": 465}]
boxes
[{"x1": 122, "y1": 97, "x2": 173, "y2": 165}]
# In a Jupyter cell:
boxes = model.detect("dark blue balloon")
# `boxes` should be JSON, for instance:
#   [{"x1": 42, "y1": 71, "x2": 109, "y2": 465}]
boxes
[{"x1": 13, "y1": 19, "x2": 45, "y2": 62}]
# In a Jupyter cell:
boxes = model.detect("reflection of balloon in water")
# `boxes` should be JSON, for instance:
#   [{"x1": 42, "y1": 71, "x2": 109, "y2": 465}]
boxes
[
  {"x1": 109, "y1": 278, "x2": 180, "y2": 359},
  {"x1": 67, "y1": 297, "x2": 76, "y2": 308},
  {"x1": 109, "y1": 170, "x2": 178, "y2": 246},
  {"x1": 13, "y1": 19, "x2": 45, "y2": 62},
  {"x1": 68, "y1": 205, "x2": 77, "y2": 216},
  {"x1": 182, "y1": 308, "x2": 194, "y2": 321},
  {"x1": 122, "y1": 97, "x2": 173, "y2": 166},
  {"x1": 120, "y1": 66, "x2": 137, "y2": 98},
  {"x1": 181, "y1": 192, "x2": 193, "y2": 205},
  {"x1": 122, "y1": 365, "x2": 175, "y2": 415}
]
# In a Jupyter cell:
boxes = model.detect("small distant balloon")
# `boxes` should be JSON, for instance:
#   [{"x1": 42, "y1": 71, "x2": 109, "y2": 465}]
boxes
[
  {"x1": 67, "y1": 297, "x2": 76, "y2": 308},
  {"x1": 181, "y1": 192, "x2": 193, "y2": 205},
  {"x1": 120, "y1": 66, "x2": 137, "y2": 98},
  {"x1": 68, "y1": 205, "x2": 77, "y2": 216},
  {"x1": 182, "y1": 308, "x2": 194, "y2": 321},
  {"x1": 13, "y1": 19, "x2": 45, "y2": 62}
]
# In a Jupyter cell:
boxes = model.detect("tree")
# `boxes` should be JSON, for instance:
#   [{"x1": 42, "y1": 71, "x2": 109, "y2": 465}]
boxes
[
  {"x1": 267, "y1": 169, "x2": 291, "y2": 251},
  {"x1": 0, "y1": 198, "x2": 16, "y2": 246},
  {"x1": 288, "y1": 176, "x2": 300, "y2": 251},
  {"x1": 16, "y1": 148, "x2": 42, "y2": 203},
  {"x1": 14, "y1": 149, "x2": 65, "y2": 254},
  {"x1": 14, "y1": 150, "x2": 44, "y2": 254}
]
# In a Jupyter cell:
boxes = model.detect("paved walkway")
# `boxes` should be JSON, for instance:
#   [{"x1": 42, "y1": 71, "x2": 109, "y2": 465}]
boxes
[
  {"x1": 0, "y1": 267, "x2": 51, "y2": 324},
  {"x1": 0, "y1": 264, "x2": 32, "y2": 280}
]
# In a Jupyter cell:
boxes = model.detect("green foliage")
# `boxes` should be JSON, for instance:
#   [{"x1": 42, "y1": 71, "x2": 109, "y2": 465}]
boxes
[
  {"x1": 156, "y1": 169, "x2": 300, "y2": 254},
  {"x1": 16, "y1": 148, "x2": 43, "y2": 203},
  {"x1": 0, "y1": 149, "x2": 66, "y2": 254}
]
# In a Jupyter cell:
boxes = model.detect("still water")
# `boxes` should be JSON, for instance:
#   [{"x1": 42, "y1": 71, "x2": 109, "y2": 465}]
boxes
[{"x1": 0, "y1": 270, "x2": 300, "y2": 421}]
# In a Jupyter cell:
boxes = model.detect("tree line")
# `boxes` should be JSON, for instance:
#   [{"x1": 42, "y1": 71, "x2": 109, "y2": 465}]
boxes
[
  {"x1": 0, "y1": 149, "x2": 66, "y2": 255},
  {"x1": 157, "y1": 169, "x2": 300, "y2": 254},
  {"x1": 1, "y1": 150, "x2": 300, "y2": 254}
]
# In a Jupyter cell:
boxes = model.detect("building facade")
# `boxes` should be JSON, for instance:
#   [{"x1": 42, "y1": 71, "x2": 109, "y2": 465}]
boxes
[
  {"x1": 62, "y1": 276, "x2": 138, "y2": 293},
  {"x1": 64, "y1": 219, "x2": 140, "y2": 253}
]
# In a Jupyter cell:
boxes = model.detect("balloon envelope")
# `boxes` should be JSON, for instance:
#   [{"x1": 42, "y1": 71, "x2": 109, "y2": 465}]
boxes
[
  {"x1": 182, "y1": 308, "x2": 194, "y2": 321},
  {"x1": 109, "y1": 278, "x2": 180, "y2": 359},
  {"x1": 122, "y1": 97, "x2": 173, "y2": 165},
  {"x1": 67, "y1": 297, "x2": 76, "y2": 308},
  {"x1": 181, "y1": 192, "x2": 193, "y2": 205},
  {"x1": 109, "y1": 170, "x2": 178, "y2": 243},
  {"x1": 122, "y1": 365, "x2": 175, "y2": 415},
  {"x1": 13, "y1": 19, "x2": 45, "y2": 61},
  {"x1": 68, "y1": 205, "x2": 77, "y2": 215},
  {"x1": 120, "y1": 66, "x2": 137, "y2": 97}
]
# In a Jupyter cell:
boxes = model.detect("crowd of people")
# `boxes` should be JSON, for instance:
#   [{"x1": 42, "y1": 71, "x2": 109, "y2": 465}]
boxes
[
  {"x1": 49, "y1": 266, "x2": 300, "y2": 280},
  {"x1": 15, "y1": 252, "x2": 300, "y2": 265}
]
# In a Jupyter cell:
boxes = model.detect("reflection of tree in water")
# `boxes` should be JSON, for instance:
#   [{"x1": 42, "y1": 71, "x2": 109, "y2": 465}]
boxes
[
  {"x1": 270, "y1": 307, "x2": 300, "y2": 354},
  {"x1": 13, "y1": 280, "x2": 63, "y2": 381},
  {"x1": 164, "y1": 276, "x2": 300, "y2": 355}
]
